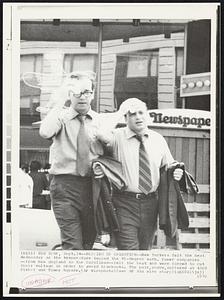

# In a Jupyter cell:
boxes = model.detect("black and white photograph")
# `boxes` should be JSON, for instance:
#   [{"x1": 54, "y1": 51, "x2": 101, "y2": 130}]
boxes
[{"x1": 3, "y1": 3, "x2": 220, "y2": 297}]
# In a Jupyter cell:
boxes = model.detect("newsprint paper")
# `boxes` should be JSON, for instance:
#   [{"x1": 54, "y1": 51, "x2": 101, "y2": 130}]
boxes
[{"x1": 3, "y1": 3, "x2": 220, "y2": 297}]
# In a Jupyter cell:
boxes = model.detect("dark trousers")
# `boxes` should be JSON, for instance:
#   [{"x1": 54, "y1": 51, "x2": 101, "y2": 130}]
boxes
[
  {"x1": 113, "y1": 192, "x2": 158, "y2": 250},
  {"x1": 50, "y1": 175, "x2": 96, "y2": 250},
  {"x1": 33, "y1": 195, "x2": 46, "y2": 209}
]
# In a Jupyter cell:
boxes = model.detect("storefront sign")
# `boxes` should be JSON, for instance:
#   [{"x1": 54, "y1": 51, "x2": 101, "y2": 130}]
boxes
[{"x1": 148, "y1": 109, "x2": 211, "y2": 130}]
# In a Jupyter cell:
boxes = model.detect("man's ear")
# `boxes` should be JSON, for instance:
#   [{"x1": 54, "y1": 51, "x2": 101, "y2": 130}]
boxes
[{"x1": 124, "y1": 114, "x2": 128, "y2": 123}]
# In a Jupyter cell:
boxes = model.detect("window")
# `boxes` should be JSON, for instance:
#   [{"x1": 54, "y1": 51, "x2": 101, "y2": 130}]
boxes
[
  {"x1": 114, "y1": 50, "x2": 159, "y2": 109},
  {"x1": 63, "y1": 54, "x2": 97, "y2": 73},
  {"x1": 127, "y1": 56, "x2": 149, "y2": 78},
  {"x1": 20, "y1": 55, "x2": 43, "y2": 125},
  {"x1": 20, "y1": 95, "x2": 41, "y2": 125},
  {"x1": 20, "y1": 54, "x2": 43, "y2": 76},
  {"x1": 126, "y1": 52, "x2": 158, "y2": 78}
]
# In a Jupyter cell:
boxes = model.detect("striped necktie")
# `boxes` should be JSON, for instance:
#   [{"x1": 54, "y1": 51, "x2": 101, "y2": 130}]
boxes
[
  {"x1": 136, "y1": 135, "x2": 152, "y2": 194},
  {"x1": 76, "y1": 115, "x2": 90, "y2": 176}
]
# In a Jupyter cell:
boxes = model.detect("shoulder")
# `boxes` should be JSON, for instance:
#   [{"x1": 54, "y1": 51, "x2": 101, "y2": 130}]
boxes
[
  {"x1": 113, "y1": 127, "x2": 126, "y2": 137},
  {"x1": 25, "y1": 173, "x2": 33, "y2": 183},
  {"x1": 33, "y1": 172, "x2": 45, "y2": 178}
]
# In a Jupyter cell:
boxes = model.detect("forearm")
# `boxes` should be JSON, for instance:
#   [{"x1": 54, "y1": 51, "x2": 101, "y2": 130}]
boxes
[
  {"x1": 40, "y1": 85, "x2": 69, "y2": 138},
  {"x1": 39, "y1": 106, "x2": 63, "y2": 139}
]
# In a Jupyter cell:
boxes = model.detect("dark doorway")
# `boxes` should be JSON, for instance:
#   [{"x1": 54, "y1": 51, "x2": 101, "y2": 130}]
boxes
[{"x1": 185, "y1": 20, "x2": 211, "y2": 111}]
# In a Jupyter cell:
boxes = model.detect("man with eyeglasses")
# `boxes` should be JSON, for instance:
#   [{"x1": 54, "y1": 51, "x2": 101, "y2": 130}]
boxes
[{"x1": 40, "y1": 71, "x2": 105, "y2": 250}]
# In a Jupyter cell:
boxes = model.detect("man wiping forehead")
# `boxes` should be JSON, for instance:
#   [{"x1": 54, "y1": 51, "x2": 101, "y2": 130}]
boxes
[
  {"x1": 96, "y1": 98, "x2": 183, "y2": 250},
  {"x1": 40, "y1": 71, "x2": 104, "y2": 250}
]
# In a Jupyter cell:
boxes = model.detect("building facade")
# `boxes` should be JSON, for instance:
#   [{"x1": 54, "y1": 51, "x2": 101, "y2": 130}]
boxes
[{"x1": 20, "y1": 19, "x2": 210, "y2": 169}]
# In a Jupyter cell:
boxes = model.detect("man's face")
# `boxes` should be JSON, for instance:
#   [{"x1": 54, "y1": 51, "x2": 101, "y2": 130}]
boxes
[
  {"x1": 68, "y1": 77, "x2": 94, "y2": 114},
  {"x1": 125, "y1": 108, "x2": 148, "y2": 134}
]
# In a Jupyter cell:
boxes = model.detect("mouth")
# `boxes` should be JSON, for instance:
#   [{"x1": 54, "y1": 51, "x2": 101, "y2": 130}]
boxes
[{"x1": 136, "y1": 121, "x2": 143, "y2": 125}]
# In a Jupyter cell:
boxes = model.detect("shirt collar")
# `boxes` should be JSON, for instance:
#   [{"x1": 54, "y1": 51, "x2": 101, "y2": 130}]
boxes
[
  {"x1": 67, "y1": 106, "x2": 94, "y2": 120},
  {"x1": 125, "y1": 127, "x2": 149, "y2": 139}
]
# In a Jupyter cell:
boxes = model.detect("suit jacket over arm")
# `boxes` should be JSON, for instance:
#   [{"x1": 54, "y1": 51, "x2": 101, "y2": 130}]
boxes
[
  {"x1": 92, "y1": 156, "x2": 127, "y2": 235},
  {"x1": 158, "y1": 162, "x2": 198, "y2": 238}
]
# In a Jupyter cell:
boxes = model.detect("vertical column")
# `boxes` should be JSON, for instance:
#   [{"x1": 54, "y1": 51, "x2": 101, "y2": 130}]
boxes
[
  {"x1": 39, "y1": 52, "x2": 64, "y2": 118},
  {"x1": 158, "y1": 47, "x2": 176, "y2": 109},
  {"x1": 100, "y1": 53, "x2": 117, "y2": 112},
  {"x1": 96, "y1": 23, "x2": 103, "y2": 113}
]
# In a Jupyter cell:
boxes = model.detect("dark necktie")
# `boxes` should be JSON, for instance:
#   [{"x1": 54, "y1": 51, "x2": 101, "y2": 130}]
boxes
[
  {"x1": 136, "y1": 135, "x2": 152, "y2": 194},
  {"x1": 76, "y1": 115, "x2": 90, "y2": 176}
]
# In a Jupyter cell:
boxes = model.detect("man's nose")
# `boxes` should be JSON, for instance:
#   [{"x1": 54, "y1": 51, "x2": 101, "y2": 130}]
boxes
[{"x1": 80, "y1": 93, "x2": 86, "y2": 100}]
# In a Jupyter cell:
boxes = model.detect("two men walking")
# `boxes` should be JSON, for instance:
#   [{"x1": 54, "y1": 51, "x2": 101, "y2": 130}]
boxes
[{"x1": 40, "y1": 72, "x2": 183, "y2": 250}]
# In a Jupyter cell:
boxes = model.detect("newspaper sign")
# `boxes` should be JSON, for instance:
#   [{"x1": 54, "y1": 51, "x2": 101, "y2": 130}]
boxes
[{"x1": 148, "y1": 109, "x2": 211, "y2": 130}]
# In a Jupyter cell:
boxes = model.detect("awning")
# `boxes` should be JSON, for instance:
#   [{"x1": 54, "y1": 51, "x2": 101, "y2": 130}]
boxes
[{"x1": 21, "y1": 20, "x2": 186, "y2": 42}]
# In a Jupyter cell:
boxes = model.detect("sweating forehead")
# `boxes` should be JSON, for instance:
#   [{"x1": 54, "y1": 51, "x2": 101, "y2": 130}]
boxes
[{"x1": 128, "y1": 105, "x2": 147, "y2": 114}]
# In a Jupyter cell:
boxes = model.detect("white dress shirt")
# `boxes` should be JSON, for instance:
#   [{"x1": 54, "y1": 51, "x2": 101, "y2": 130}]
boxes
[{"x1": 102, "y1": 127, "x2": 174, "y2": 193}]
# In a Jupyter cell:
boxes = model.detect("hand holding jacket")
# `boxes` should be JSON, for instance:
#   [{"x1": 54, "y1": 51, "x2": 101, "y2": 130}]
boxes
[{"x1": 158, "y1": 162, "x2": 198, "y2": 238}]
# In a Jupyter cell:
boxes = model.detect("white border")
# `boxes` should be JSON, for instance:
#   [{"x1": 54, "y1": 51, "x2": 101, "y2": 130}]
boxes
[{"x1": 3, "y1": 4, "x2": 12, "y2": 296}]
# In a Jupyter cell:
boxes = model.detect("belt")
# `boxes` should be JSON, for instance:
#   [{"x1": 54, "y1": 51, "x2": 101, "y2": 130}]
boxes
[
  {"x1": 114, "y1": 190, "x2": 157, "y2": 200},
  {"x1": 53, "y1": 174, "x2": 91, "y2": 179}
]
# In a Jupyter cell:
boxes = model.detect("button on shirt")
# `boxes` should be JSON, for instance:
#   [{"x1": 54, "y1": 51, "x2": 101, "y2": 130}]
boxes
[
  {"x1": 107, "y1": 127, "x2": 174, "y2": 193},
  {"x1": 40, "y1": 106, "x2": 103, "y2": 176}
]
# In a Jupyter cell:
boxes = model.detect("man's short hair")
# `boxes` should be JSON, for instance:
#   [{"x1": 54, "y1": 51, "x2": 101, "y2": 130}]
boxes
[
  {"x1": 30, "y1": 160, "x2": 42, "y2": 172},
  {"x1": 119, "y1": 98, "x2": 147, "y2": 116}
]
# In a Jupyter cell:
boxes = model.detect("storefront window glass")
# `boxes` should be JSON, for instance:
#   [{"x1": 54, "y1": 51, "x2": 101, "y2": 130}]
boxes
[
  {"x1": 114, "y1": 50, "x2": 159, "y2": 110},
  {"x1": 20, "y1": 54, "x2": 43, "y2": 76},
  {"x1": 20, "y1": 54, "x2": 43, "y2": 125},
  {"x1": 127, "y1": 55, "x2": 149, "y2": 78},
  {"x1": 63, "y1": 54, "x2": 97, "y2": 73}
]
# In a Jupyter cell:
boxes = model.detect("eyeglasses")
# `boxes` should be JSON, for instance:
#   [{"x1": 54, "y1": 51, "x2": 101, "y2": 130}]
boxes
[{"x1": 69, "y1": 90, "x2": 93, "y2": 98}]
